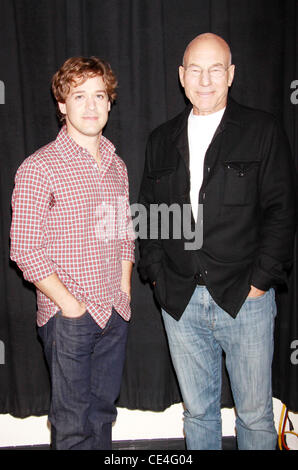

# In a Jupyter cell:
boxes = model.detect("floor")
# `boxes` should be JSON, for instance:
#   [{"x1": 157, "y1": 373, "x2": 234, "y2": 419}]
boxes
[{"x1": 1, "y1": 436, "x2": 237, "y2": 450}]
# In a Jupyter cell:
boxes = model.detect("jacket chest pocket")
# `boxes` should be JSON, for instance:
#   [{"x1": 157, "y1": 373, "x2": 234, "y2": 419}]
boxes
[
  {"x1": 223, "y1": 160, "x2": 260, "y2": 206},
  {"x1": 147, "y1": 167, "x2": 176, "y2": 203}
]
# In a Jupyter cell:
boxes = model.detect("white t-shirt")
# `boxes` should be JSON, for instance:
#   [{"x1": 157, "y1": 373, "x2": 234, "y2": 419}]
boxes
[{"x1": 188, "y1": 107, "x2": 225, "y2": 221}]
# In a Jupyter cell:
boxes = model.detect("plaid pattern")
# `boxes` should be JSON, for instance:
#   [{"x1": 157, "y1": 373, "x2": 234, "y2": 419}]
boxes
[{"x1": 10, "y1": 126, "x2": 135, "y2": 328}]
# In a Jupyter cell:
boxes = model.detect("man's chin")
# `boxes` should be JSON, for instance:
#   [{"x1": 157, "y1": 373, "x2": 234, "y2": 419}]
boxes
[{"x1": 79, "y1": 125, "x2": 105, "y2": 137}]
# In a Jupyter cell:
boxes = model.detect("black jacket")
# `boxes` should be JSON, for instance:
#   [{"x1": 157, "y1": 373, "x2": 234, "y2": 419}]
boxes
[{"x1": 138, "y1": 98, "x2": 297, "y2": 320}]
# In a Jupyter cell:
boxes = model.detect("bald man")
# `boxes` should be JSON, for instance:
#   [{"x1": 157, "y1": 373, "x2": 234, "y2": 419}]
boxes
[{"x1": 138, "y1": 33, "x2": 296, "y2": 450}]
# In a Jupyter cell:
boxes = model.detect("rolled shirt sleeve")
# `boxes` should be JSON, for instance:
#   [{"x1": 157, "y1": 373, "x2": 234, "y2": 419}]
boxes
[
  {"x1": 10, "y1": 161, "x2": 56, "y2": 283},
  {"x1": 119, "y1": 163, "x2": 135, "y2": 263}
]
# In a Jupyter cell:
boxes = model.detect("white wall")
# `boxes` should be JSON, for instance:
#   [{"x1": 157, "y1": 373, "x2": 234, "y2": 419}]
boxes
[{"x1": 0, "y1": 398, "x2": 297, "y2": 449}]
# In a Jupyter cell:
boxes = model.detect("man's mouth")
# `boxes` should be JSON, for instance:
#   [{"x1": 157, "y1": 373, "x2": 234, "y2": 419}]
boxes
[{"x1": 197, "y1": 91, "x2": 214, "y2": 96}]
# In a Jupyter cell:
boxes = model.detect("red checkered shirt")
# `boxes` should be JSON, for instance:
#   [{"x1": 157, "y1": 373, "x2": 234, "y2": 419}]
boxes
[{"x1": 10, "y1": 126, "x2": 135, "y2": 328}]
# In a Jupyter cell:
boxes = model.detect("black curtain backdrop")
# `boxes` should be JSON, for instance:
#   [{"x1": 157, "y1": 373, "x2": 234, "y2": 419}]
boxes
[{"x1": 0, "y1": 0, "x2": 297, "y2": 418}]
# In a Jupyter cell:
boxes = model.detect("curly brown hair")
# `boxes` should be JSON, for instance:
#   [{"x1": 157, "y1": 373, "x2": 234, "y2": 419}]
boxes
[{"x1": 51, "y1": 56, "x2": 118, "y2": 122}]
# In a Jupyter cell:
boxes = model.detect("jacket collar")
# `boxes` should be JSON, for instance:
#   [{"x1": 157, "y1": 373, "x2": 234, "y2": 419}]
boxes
[
  {"x1": 171, "y1": 96, "x2": 243, "y2": 168},
  {"x1": 172, "y1": 96, "x2": 242, "y2": 140}
]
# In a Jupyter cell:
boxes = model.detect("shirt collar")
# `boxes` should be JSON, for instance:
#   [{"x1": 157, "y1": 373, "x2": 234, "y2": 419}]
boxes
[
  {"x1": 188, "y1": 106, "x2": 226, "y2": 125},
  {"x1": 55, "y1": 125, "x2": 116, "y2": 163}
]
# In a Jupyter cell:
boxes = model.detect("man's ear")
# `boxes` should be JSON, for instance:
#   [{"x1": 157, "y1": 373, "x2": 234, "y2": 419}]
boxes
[
  {"x1": 178, "y1": 65, "x2": 185, "y2": 88},
  {"x1": 58, "y1": 101, "x2": 66, "y2": 115},
  {"x1": 228, "y1": 64, "x2": 235, "y2": 87}
]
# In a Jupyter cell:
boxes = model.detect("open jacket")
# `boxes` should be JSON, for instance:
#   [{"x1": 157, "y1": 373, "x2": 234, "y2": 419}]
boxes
[{"x1": 138, "y1": 97, "x2": 297, "y2": 320}]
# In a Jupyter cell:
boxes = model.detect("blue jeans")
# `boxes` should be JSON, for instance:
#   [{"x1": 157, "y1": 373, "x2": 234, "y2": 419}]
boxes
[
  {"x1": 38, "y1": 308, "x2": 128, "y2": 450},
  {"x1": 162, "y1": 286, "x2": 277, "y2": 450}
]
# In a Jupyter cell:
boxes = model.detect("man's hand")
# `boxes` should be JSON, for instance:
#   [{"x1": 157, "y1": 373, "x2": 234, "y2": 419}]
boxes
[
  {"x1": 247, "y1": 285, "x2": 266, "y2": 298},
  {"x1": 35, "y1": 273, "x2": 86, "y2": 318},
  {"x1": 120, "y1": 282, "x2": 131, "y2": 302},
  {"x1": 61, "y1": 299, "x2": 86, "y2": 318}
]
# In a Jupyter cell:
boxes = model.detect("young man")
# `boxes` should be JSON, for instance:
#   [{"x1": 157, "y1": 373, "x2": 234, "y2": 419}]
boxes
[
  {"x1": 138, "y1": 33, "x2": 297, "y2": 450},
  {"x1": 10, "y1": 57, "x2": 135, "y2": 450}
]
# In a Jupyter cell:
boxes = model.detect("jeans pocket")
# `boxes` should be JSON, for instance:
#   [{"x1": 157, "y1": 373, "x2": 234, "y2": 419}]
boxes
[
  {"x1": 38, "y1": 311, "x2": 60, "y2": 343},
  {"x1": 58, "y1": 309, "x2": 89, "y2": 322},
  {"x1": 244, "y1": 289, "x2": 276, "y2": 318},
  {"x1": 246, "y1": 291, "x2": 268, "y2": 302}
]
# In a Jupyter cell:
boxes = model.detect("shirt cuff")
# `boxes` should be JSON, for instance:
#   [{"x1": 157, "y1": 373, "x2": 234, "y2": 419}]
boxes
[
  {"x1": 120, "y1": 241, "x2": 135, "y2": 263},
  {"x1": 11, "y1": 251, "x2": 56, "y2": 283}
]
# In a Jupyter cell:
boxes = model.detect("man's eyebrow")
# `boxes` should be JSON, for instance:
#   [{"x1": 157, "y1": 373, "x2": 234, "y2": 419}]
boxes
[{"x1": 71, "y1": 89, "x2": 107, "y2": 95}]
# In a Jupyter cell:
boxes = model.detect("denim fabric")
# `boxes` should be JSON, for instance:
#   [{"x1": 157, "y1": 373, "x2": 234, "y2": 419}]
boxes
[
  {"x1": 162, "y1": 286, "x2": 277, "y2": 450},
  {"x1": 38, "y1": 308, "x2": 128, "y2": 450}
]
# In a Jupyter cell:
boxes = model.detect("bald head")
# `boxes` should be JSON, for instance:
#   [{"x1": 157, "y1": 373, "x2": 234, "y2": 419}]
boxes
[
  {"x1": 179, "y1": 32, "x2": 235, "y2": 115},
  {"x1": 182, "y1": 33, "x2": 232, "y2": 67}
]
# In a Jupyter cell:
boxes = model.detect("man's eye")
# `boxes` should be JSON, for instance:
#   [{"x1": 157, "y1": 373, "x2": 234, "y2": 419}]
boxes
[
  {"x1": 75, "y1": 95, "x2": 84, "y2": 100},
  {"x1": 97, "y1": 94, "x2": 105, "y2": 99}
]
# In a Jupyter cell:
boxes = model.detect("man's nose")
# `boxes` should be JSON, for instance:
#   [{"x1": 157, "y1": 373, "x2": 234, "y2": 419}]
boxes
[
  {"x1": 86, "y1": 96, "x2": 96, "y2": 109},
  {"x1": 199, "y1": 69, "x2": 211, "y2": 86}
]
